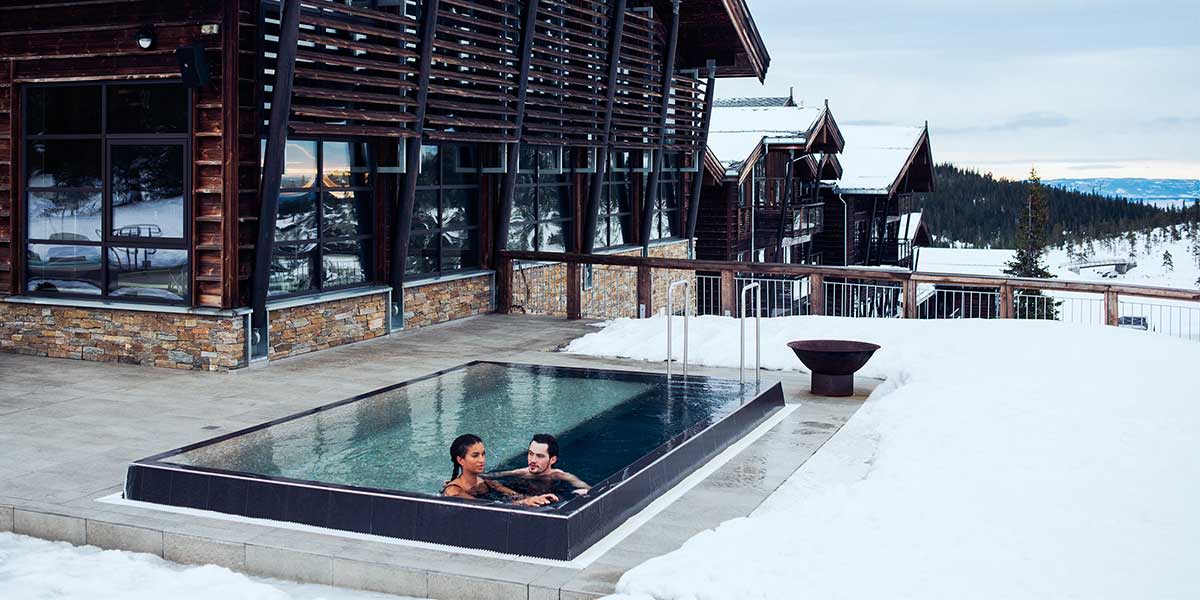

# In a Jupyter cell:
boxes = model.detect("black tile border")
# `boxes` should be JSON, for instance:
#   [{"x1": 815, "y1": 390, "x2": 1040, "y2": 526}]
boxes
[{"x1": 125, "y1": 362, "x2": 784, "y2": 559}]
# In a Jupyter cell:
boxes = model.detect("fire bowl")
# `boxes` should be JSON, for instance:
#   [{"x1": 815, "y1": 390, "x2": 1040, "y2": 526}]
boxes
[{"x1": 787, "y1": 340, "x2": 881, "y2": 397}]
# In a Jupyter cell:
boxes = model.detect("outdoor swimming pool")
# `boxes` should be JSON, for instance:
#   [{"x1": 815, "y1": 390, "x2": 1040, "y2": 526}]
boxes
[{"x1": 125, "y1": 362, "x2": 783, "y2": 559}]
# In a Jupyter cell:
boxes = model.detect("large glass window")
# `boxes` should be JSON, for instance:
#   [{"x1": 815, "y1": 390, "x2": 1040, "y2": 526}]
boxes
[
  {"x1": 594, "y1": 150, "x2": 638, "y2": 249},
  {"x1": 268, "y1": 140, "x2": 374, "y2": 297},
  {"x1": 650, "y1": 151, "x2": 684, "y2": 241},
  {"x1": 408, "y1": 144, "x2": 481, "y2": 276},
  {"x1": 23, "y1": 83, "x2": 190, "y2": 303},
  {"x1": 508, "y1": 146, "x2": 573, "y2": 252}
]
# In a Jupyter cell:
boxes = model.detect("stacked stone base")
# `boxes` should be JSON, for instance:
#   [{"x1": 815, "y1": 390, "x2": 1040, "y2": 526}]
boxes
[{"x1": 0, "y1": 303, "x2": 245, "y2": 371}]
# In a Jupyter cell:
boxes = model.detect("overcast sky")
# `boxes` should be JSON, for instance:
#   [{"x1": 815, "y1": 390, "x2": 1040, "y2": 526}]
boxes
[{"x1": 715, "y1": 0, "x2": 1200, "y2": 180}]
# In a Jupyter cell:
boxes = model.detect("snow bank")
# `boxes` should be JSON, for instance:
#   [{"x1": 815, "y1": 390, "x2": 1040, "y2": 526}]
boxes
[
  {"x1": 565, "y1": 316, "x2": 1200, "y2": 600},
  {"x1": 0, "y1": 532, "x2": 406, "y2": 600}
]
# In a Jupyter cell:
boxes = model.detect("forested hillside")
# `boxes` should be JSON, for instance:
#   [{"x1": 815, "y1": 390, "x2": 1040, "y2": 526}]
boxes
[{"x1": 914, "y1": 164, "x2": 1198, "y2": 247}]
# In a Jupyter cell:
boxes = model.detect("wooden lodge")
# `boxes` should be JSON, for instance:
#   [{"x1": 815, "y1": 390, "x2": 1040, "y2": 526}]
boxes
[
  {"x1": 696, "y1": 93, "x2": 936, "y2": 268},
  {"x1": 0, "y1": 0, "x2": 768, "y2": 369}
]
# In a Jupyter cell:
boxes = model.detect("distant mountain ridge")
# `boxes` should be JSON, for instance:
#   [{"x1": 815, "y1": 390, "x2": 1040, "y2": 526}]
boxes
[{"x1": 1044, "y1": 178, "x2": 1200, "y2": 201}]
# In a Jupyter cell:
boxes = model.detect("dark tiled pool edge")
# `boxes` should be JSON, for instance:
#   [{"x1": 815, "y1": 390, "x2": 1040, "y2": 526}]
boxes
[{"x1": 124, "y1": 368, "x2": 785, "y2": 560}]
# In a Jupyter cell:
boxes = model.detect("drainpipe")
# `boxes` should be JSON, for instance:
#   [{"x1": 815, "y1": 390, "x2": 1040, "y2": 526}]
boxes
[{"x1": 838, "y1": 192, "x2": 848, "y2": 266}]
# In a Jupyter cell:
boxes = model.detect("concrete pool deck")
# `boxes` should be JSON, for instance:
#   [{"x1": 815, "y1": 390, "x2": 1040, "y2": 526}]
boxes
[{"x1": 0, "y1": 314, "x2": 877, "y2": 599}]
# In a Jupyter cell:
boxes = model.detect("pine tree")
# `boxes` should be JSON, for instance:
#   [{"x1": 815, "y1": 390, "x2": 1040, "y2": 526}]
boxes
[
  {"x1": 1004, "y1": 168, "x2": 1058, "y2": 319},
  {"x1": 1163, "y1": 250, "x2": 1174, "y2": 272}
]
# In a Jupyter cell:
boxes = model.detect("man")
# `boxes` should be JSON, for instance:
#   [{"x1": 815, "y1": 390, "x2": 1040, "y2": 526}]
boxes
[{"x1": 489, "y1": 434, "x2": 590, "y2": 496}]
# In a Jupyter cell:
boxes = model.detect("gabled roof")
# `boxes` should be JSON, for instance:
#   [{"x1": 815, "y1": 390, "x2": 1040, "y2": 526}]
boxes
[
  {"x1": 834, "y1": 124, "x2": 934, "y2": 197},
  {"x1": 678, "y1": 0, "x2": 770, "y2": 81},
  {"x1": 706, "y1": 103, "x2": 826, "y2": 177}
]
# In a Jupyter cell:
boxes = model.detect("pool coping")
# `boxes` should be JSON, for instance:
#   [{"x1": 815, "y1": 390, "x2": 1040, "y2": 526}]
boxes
[{"x1": 124, "y1": 361, "x2": 786, "y2": 560}]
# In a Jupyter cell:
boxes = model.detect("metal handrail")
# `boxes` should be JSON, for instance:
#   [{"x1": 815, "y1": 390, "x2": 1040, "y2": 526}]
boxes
[
  {"x1": 667, "y1": 279, "x2": 690, "y2": 379},
  {"x1": 740, "y1": 281, "x2": 761, "y2": 386}
]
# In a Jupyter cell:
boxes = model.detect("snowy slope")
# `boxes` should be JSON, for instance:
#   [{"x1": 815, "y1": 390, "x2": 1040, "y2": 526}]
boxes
[
  {"x1": 917, "y1": 227, "x2": 1200, "y2": 291},
  {"x1": 1045, "y1": 178, "x2": 1200, "y2": 202},
  {"x1": 562, "y1": 316, "x2": 1200, "y2": 600}
]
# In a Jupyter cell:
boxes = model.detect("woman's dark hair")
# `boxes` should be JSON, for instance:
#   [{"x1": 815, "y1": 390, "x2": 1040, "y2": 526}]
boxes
[
  {"x1": 449, "y1": 434, "x2": 483, "y2": 481},
  {"x1": 531, "y1": 433, "x2": 559, "y2": 459}
]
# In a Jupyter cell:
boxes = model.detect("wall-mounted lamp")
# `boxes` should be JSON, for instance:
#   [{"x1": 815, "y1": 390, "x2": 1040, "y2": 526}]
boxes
[{"x1": 135, "y1": 28, "x2": 155, "y2": 50}]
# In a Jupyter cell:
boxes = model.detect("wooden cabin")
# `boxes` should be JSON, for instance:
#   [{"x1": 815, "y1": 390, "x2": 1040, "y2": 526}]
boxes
[
  {"x1": 0, "y1": 0, "x2": 768, "y2": 369},
  {"x1": 696, "y1": 97, "x2": 936, "y2": 269},
  {"x1": 695, "y1": 97, "x2": 842, "y2": 265}
]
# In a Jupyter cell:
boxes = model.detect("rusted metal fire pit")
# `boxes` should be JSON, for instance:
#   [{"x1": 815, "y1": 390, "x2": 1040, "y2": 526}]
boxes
[{"x1": 787, "y1": 340, "x2": 880, "y2": 397}]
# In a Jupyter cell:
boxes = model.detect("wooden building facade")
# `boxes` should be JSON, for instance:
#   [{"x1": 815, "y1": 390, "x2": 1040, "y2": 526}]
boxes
[{"x1": 0, "y1": 0, "x2": 767, "y2": 369}]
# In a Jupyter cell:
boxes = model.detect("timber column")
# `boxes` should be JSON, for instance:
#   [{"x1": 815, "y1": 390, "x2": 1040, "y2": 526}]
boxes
[
  {"x1": 390, "y1": 0, "x2": 441, "y2": 329},
  {"x1": 640, "y1": 0, "x2": 682, "y2": 256},
  {"x1": 493, "y1": 0, "x2": 542, "y2": 260},
  {"x1": 251, "y1": 0, "x2": 302, "y2": 358},
  {"x1": 685, "y1": 61, "x2": 717, "y2": 258},
  {"x1": 582, "y1": 0, "x2": 628, "y2": 253}
]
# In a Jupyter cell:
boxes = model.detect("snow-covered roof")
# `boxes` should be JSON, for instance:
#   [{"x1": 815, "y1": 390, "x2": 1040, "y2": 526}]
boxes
[
  {"x1": 834, "y1": 124, "x2": 926, "y2": 195},
  {"x1": 707, "y1": 104, "x2": 824, "y2": 175},
  {"x1": 713, "y1": 96, "x2": 795, "y2": 108}
]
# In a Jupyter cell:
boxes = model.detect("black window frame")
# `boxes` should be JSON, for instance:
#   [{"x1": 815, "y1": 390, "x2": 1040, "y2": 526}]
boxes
[
  {"x1": 267, "y1": 138, "x2": 376, "y2": 299},
  {"x1": 21, "y1": 80, "x2": 192, "y2": 306},
  {"x1": 594, "y1": 149, "x2": 640, "y2": 249},
  {"x1": 649, "y1": 150, "x2": 685, "y2": 241},
  {"x1": 508, "y1": 145, "x2": 575, "y2": 253},
  {"x1": 406, "y1": 143, "x2": 484, "y2": 278}
]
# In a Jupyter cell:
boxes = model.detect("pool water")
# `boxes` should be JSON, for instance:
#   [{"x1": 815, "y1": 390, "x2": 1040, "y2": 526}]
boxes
[{"x1": 168, "y1": 362, "x2": 753, "y2": 496}]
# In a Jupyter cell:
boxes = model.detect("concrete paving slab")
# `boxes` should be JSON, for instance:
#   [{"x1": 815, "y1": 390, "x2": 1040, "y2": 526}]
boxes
[{"x1": 0, "y1": 314, "x2": 875, "y2": 599}]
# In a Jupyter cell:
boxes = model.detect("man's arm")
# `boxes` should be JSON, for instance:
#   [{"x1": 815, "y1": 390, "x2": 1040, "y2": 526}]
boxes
[
  {"x1": 486, "y1": 468, "x2": 529, "y2": 479},
  {"x1": 554, "y1": 470, "x2": 590, "y2": 492}
]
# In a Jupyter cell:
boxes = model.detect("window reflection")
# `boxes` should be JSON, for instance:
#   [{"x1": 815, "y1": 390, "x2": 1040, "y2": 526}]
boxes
[
  {"x1": 268, "y1": 139, "x2": 374, "y2": 297},
  {"x1": 26, "y1": 244, "x2": 103, "y2": 296},
  {"x1": 27, "y1": 191, "x2": 102, "y2": 242},
  {"x1": 509, "y1": 145, "x2": 573, "y2": 253},
  {"x1": 23, "y1": 82, "x2": 190, "y2": 304},
  {"x1": 108, "y1": 247, "x2": 189, "y2": 301},
  {"x1": 26, "y1": 140, "x2": 102, "y2": 188},
  {"x1": 111, "y1": 144, "x2": 185, "y2": 239},
  {"x1": 407, "y1": 143, "x2": 481, "y2": 277}
]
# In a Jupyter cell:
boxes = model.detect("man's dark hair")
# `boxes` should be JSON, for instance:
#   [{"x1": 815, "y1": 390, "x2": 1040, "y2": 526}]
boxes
[{"x1": 531, "y1": 433, "x2": 559, "y2": 459}]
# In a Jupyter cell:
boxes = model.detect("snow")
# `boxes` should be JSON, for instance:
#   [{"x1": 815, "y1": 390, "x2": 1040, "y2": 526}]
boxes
[
  {"x1": 0, "y1": 532, "x2": 409, "y2": 600},
  {"x1": 916, "y1": 227, "x2": 1200, "y2": 291},
  {"x1": 835, "y1": 124, "x2": 925, "y2": 193},
  {"x1": 706, "y1": 104, "x2": 824, "y2": 174},
  {"x1": 561, "y1": 315, "x2": 1200, "y2": 600}
]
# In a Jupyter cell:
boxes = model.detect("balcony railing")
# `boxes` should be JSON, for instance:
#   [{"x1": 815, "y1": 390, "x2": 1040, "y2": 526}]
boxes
[{"x1": 497, "y1": 251, "x2": 1200, "y2": 342}]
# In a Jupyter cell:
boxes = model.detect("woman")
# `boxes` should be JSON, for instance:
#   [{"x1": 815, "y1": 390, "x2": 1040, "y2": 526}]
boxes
[{"x1": 442, "y1": 434, "x2": 558, "y2": 507}]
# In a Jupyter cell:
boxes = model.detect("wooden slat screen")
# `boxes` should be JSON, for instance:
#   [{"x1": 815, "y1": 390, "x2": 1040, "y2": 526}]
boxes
[
  {"x1": 423, "y1": 0, "x2": 523, "y2": 143},
  {"x1": 520, "y1": 0, "x2": 611, "y2": 147},
  {"x1": 261, "y1": 0, "x2": 420, "y2": 139},
  {"x1": 607, "y1": 7, "x2": 664, "y2": 149}
]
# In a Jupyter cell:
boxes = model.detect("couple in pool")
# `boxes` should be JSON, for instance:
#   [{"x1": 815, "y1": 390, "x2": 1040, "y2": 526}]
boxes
[{"x1": 442, "y1": 433, "x2": 589, "y2": 507}]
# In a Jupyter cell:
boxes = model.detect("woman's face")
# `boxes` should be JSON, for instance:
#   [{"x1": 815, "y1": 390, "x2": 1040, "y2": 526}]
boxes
[{"x1": 456, "y1": 442, "x2": 486, "y2": 475}]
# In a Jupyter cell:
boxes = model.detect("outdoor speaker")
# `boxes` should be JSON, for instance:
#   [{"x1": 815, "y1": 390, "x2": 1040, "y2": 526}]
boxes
[{"x1": 176, "y1": 43, "x2": 210, "y2": 88}]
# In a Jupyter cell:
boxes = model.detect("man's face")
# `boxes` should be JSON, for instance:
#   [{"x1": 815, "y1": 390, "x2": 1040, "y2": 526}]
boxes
[{"x1": 527, "y1": 441, "x2": 556, "y2": 474}]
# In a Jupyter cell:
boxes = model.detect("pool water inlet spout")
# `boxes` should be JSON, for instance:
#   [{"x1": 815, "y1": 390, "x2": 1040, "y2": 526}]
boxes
[
  {"x1": 740, "y1": 282, "x2": 762, "y2": 386},
  {"x1": 667, "y1": 279, "x2": 690, "y2": 379}
]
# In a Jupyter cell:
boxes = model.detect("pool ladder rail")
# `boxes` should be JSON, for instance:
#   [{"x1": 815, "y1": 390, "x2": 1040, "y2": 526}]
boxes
[
  {"x1": 740, "y1": 282, "x2": 762, "y2": 387},
  {"x1": 666, "y1": 279, "x2": 690, "y2": 379}
]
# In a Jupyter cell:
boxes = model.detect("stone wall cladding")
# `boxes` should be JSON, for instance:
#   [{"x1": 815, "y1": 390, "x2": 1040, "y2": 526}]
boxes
[
  {"x1": 268, "y1": 293, "x2": 387, "y2": 360},
  {"x1": 0, "y1": 303, "x2": 244, "y2": 371},
  {"x1": 403, "y1": 273, "x2": 492, "y2": 329},
  {"x1": 509, "y1": 240, "x2": 693, "y2": 319}
]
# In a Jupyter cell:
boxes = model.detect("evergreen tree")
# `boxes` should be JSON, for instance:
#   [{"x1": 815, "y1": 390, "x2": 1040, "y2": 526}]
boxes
[
  {"x1": 1004, "y1": 168, "x2": 1058, "y2": 319},
  {"x1": 1163, "y1": 250, "x2": 1174, "y2": 272},
  {"x1": 1005, "y1": 169, "x2": 1054, "y2": 279}
]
